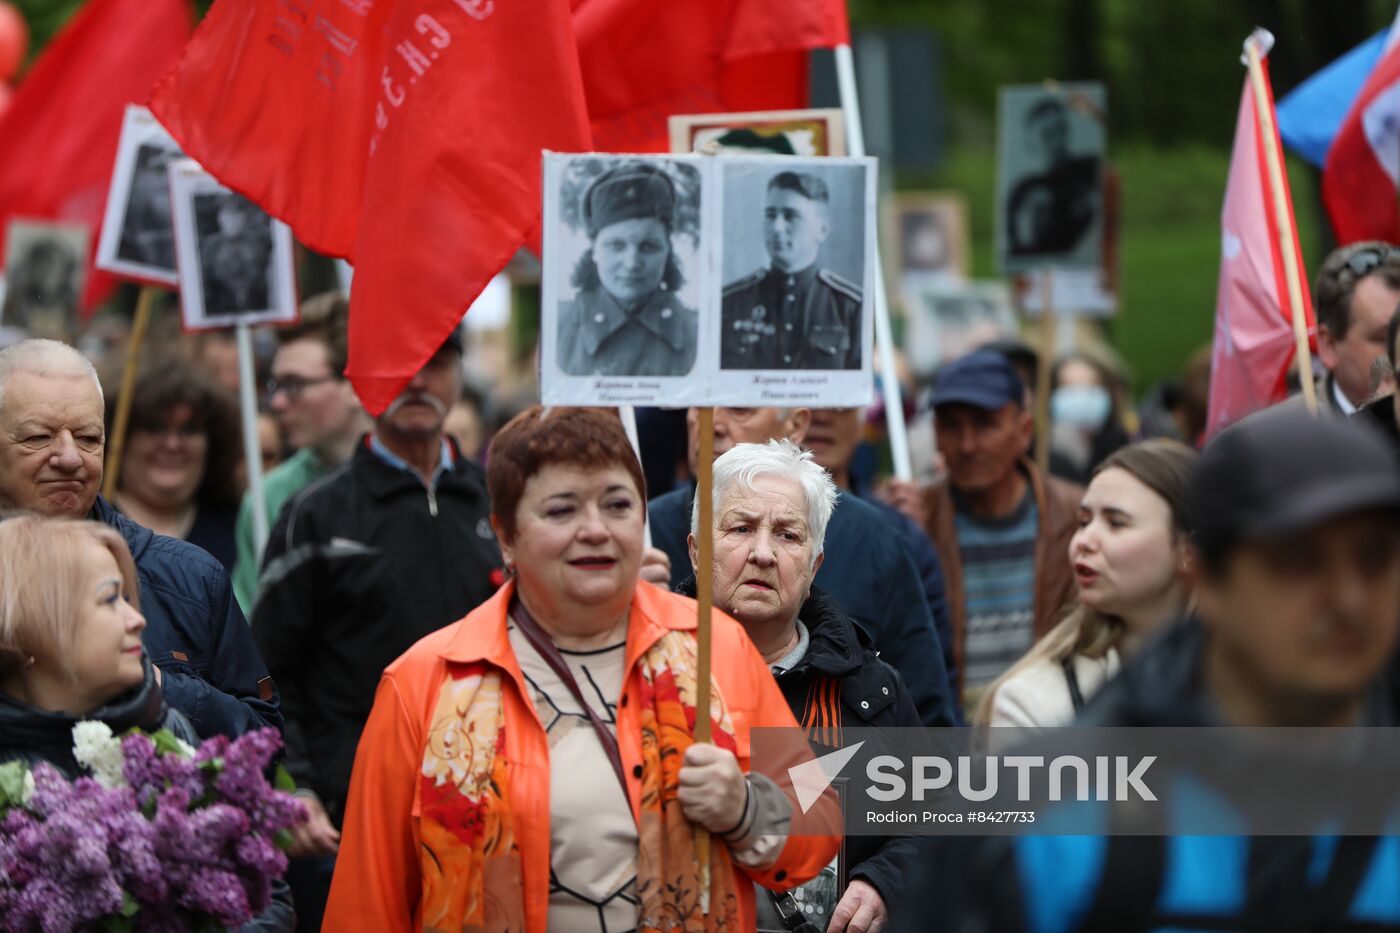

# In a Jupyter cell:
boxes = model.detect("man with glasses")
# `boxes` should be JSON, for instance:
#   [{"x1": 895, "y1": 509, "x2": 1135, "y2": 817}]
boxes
[
  {"x1": 1305, "y1": 241, "x2": 1400, "y2": 416},
  {"x1": 251, "y1": 325, "x2": 500, "y2": 929},
  {"x1": 231, "y1": 292, "x2": 369, "y2": 614}
]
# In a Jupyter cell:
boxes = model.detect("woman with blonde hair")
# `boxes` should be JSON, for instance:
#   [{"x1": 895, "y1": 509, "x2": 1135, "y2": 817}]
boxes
[
  {"x1": 0, "y1": 516, "x2": 182, "y2": 760},
  {"x1": 976, "y1": 439, "x2": 1198, "y2": 728}
]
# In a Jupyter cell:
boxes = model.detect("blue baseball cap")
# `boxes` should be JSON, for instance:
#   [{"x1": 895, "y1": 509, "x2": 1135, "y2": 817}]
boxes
[{"x1": 930, "y1": 349, "x2": 1026, "y2": 411}]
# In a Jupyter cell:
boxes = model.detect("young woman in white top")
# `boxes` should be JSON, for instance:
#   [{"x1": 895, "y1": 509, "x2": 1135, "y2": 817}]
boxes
[{"x1": 975, "y1": 439, "x2": 1197, "y2": 728}]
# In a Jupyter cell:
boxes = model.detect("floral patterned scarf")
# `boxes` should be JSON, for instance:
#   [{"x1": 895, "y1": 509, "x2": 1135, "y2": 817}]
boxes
[{"x1": 417, "y1": 628, "x2": 741, "y2": 932}]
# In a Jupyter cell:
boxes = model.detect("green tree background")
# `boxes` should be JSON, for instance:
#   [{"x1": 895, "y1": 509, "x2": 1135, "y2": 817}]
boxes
[
  {"x1": 850, "y1": 0, "x2": 1395, "y2": 392},
  {"x1": 14, "y1": 0, "x2": 1394, "y2": 392}
]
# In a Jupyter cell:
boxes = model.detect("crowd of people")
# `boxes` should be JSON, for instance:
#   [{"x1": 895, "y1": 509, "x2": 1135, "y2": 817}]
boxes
[{"x1": 0, "y1": 236, "x2": 1397, "y2": 932}]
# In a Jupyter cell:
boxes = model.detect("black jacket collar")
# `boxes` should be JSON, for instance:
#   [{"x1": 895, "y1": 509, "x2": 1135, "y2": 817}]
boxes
[
  {"x1": 353, "y1": 433, "x2": 482, "y2": 501},
  {"x1": 0, "y1": 659, "x2": 169, "y2": 771}
]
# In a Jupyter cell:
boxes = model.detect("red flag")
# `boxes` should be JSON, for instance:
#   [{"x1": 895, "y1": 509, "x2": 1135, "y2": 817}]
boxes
[
  {"x1": 152, "y1": 0, "x2": 591, "y2": 414},
  {"x1": 1323, "y1": 23, "x2": 1400, "y2": 244},
  {"x1": 0, "y1": 0, "x2": 192, "y2": 309},
  {"x1": 575, "y1": 0, "x2": 851, "y2": 152},
  {"x1": 1207, "y1": 60, "x2": 1315, "y2": 440}
]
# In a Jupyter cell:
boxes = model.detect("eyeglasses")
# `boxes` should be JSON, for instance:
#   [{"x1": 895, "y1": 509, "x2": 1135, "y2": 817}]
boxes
[
  {"x1": 266, "y1": 375, "x2": 337, "y2": 400},
  {"x1": 1341, "y1": 246, "x2": 1400, "y2": 280}
]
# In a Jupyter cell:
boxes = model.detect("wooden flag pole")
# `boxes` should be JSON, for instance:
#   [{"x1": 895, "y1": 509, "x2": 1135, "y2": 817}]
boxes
[
  {"x1": 1245, "y1": 35, "x2": 1318, "y2": 416},
  {"x1": 692, "y1": 406, "x2": 715, "y2": 912},
  {"x1": 1034, "y1": 270, "x2": 1055, "y2": 475},
  {"x1": 101, "y1": 286, "x2": 158, "y2": 501}
]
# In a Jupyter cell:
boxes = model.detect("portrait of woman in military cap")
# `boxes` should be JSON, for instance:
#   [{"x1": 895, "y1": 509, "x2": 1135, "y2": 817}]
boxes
[{"x1": 555, "y1": 159, "x2": 700, "y2": 377}]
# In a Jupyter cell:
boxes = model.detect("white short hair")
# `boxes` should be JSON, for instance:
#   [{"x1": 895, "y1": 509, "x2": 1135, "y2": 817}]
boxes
[
  {"x1": 692, "y1": 439, "x2": 838, "y2": 562},
  {"x1": 0, "y1": 339, "x2": 104, "y2": 409}
]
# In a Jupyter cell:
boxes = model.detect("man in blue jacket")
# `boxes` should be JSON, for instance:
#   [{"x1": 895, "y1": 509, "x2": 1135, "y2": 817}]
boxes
[
  {"x1": 0, "y1": 339, "x2": 280, "y2": 740},
  {"x1": 649, "y1": 405, "x2": 956, "y2": 726}
]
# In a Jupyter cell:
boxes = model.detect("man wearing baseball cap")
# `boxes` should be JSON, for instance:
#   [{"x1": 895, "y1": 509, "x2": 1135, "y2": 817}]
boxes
[
  {"x1": 914, "y1": 349, "x2": 1083, "y2": 704},
  {"x1": 957, "y1": 410, "x2": 1400, "y2": 932}
]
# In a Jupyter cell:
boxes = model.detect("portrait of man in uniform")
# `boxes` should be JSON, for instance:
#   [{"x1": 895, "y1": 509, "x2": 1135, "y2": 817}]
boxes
[
  {"x1": 554, "y1": 159, "x2": 699, "y2": 378},
  {"x1": 194, "y1": 192, "x2": 274, "y2": 316},
  {"x1": 996, "y1": 83, "x2": 1105, "y2": 272},
  {"x1": 721, "y1": 169, "x2": 865, "y2": 371}
]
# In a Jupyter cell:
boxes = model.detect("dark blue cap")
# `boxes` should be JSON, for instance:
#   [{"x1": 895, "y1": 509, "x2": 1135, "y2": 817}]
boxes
[
  {"x1": 1191, "y1": 409, "x2": 1400, "y2": 557},
  {"x1": 930, "y1": 349, "x2": 1025, "y2": 411}
]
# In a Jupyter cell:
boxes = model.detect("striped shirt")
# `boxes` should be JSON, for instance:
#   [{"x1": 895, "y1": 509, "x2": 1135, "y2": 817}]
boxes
[{"x1": 954, "y1": 490, "x2": 1038, "y2": 690}]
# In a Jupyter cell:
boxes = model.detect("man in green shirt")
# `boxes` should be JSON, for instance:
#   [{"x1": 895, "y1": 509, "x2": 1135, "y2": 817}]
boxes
[{"x1": 233, "y1": 292, "x2": 369, "y2": 614}]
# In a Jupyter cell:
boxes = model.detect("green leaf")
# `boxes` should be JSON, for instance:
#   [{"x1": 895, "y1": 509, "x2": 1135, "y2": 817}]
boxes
[
  {"x1": 274, "y1": 765, "x2": 296, "y2": 793},
  {"x1": 274, "y1": 828, "x2": 295, "y2": 851},
  {"x1": 151, "y1": 729, "x2": 189, "y2": 757},
  {"x1": 0, "y1": 761, "x2": 29, "y2": 808},
  {"x1": 120, "y1": 891, "x2": 140, "y2": 918}
]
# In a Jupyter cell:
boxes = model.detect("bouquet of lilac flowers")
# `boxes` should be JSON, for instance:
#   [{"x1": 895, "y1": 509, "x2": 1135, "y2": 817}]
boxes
[{"x1": 0, "y1": 724, "x2": 305, "y2": 932}]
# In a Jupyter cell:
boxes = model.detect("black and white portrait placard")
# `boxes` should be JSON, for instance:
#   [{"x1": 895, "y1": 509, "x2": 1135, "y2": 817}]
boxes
[
  {"x1": 2, "y1": 219, "x2": 89, "y2": 339},
  {"x1": 96, "y1": 105, "x2": 184, "y2": 286},
  {"x1": 540, "y1": 152, "x2": 877, "y2": 408},
  {"x1": 995, "y1": 83, "x2": 1106, "y2": 274},
  {"x1": 169, "y1": 159, "x2": 297, "y2": 331}
]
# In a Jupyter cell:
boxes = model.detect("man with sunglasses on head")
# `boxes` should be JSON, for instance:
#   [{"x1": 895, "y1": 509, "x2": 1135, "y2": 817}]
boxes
[
  {"x1": 232, "y1": 292, "x2": 370, "y2": 614},
  {"x1": 1304, "y1": 242, "x2": 1400, "y2": 417}
]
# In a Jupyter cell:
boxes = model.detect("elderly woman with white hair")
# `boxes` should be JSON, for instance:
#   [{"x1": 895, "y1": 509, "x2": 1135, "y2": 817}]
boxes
[{"x1": 681, "y1": 439, "x2": 922, "y2": 933}]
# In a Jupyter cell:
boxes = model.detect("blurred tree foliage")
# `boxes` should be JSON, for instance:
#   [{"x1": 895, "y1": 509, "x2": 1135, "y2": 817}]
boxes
[
  {"x1": 848, "y1": 0, "x2": 1391, "y2": 145},
  {"x1": 12, "y1": 0, "x2": 209, "y2": 65},
  {"x1": 847, "y1": 0, "x2": 1395, "y2": 392}
]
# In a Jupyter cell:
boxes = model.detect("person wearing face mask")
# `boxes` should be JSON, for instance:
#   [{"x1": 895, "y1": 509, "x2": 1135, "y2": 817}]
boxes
[
  {"x1": 973, "y1": 439, "x2": 1196, "y2": 728},
  {"x1": 557, "y1": 163, "x2": 698, "y2": 377},
  {"x1": 251, "y1": 329, "x2": 503, "y2": 929},
  {"x1": 1047, "y1": 353, "x2": 1130, "y2": 486}
]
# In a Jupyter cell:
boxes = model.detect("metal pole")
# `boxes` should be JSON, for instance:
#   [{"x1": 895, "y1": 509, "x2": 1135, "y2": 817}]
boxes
[{"x1": 236, "y1": 321, "x2": 270, "y2": 554}]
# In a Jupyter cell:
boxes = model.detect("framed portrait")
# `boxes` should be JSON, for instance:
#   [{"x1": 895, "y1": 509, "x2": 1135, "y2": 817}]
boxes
[
  {"x1": 995, "y1": 83, "x2": 1107, "y2": 274},
  {"x1": 904, "y1": 280, "x2": 1018, "y2": 380},
  {"x1": 669, "y1": 108, "x2": 847, "y2": 158},
  {"x1": 169, "y1": 159, "x2": 298, "y2": 331},
  {"x1": 2, "y1": 219, "x2": 90, "y2": 339},
  {"x1": 883, "y1": 191, "x2": 969, "y2": 287},
  {"x1": 540, "y1": 152, "x2": 877, "y2": 408},
  {"x1": 96, "y1": 105, "x2": 184, "y2": 286}
]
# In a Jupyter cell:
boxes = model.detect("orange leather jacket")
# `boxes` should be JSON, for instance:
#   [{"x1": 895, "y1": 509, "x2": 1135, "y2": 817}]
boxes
[{"x1": 323, "y1": 580, "x2": 842, "y2": 932}]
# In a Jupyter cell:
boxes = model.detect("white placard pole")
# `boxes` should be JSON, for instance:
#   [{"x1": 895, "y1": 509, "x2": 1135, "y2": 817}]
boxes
[
  {"x1": 236, "y1": 321, "x2": 269, "y2": 556},
  {"x1": 835, "y1": 43, "x2": 912, "y2": 481},
  {"x1": 617, "y1": 405, "x2": 653, "y2": 550}
]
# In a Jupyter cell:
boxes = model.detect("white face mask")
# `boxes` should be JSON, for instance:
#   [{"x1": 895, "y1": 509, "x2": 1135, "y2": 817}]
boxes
[{"x1": 1051, "y1": 384, "x2": 1112, "y2": 430}]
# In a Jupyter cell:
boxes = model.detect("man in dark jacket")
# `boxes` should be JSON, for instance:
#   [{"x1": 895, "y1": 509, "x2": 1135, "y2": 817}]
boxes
[
  {"x1": 957, "y1": 410, "x2": 1400, "y2": 932},
  {"x1": 252, "y1": 332, "x2": 501, "y2": 926},
  {"x1": 649, "y1": 405, "x2": 955, "y2": 726},
  {"x1": 807, "y1": 405, "x2": 958, "y2": 703},
  {"x1": 0, "y1": 339, "x2": 280, "y2": 741},
  {"x1": 684, "y1": 438, "x2": 926, "y2": 933}
]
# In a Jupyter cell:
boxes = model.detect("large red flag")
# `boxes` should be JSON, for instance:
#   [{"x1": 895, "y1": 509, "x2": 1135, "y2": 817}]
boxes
[
  {"x1": 0, "y1": 0, "x2": 192, "y2": 309},
  {"x1": 575, "y1": 0, "x2": 850, "y2": 152},
  {"x1": 1323, "y1": 18, "x2": 1400, "y2": 244},
  {"x1": 151, "y1": 0, "x2": 591, "y2": 414},
  {"x1": 1207, "y1": 59, "x2": 1315, "y2": 440}
]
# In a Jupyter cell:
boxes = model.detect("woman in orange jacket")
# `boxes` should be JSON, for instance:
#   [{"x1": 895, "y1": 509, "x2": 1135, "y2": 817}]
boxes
[{"x1": 323, "y1": 406, "x2": 841, "y2": 932}]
